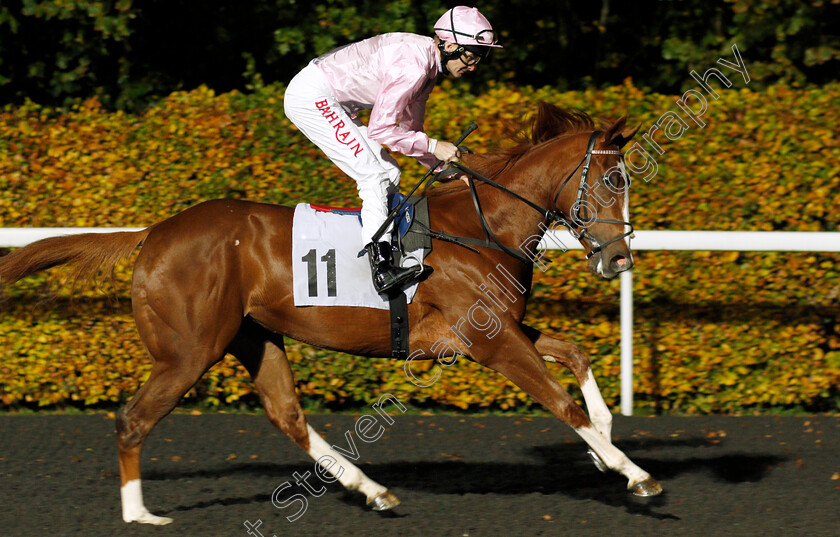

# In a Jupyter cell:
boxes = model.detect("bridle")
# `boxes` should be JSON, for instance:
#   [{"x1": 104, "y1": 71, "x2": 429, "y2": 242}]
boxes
[
  {"x1": 548, "y1": 131, "x2": 634, "y2": 259},
  {"x1": 429, "y1": 130, "x2": 634, "y2": 263}
]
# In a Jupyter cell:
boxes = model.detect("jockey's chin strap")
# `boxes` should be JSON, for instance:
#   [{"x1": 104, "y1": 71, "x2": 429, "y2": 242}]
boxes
[{"x1": 433, "y1": 131, "x2": 633, "y2": 263}]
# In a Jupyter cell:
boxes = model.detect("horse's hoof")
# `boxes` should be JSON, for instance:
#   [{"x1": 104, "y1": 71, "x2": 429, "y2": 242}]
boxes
[
  {"x1": 125, "y1": 512, "x2": 173, "y2": 525},
  {"x1": 587, "y1": 449, "x2": 609, "y2": 473},
  {"x1": 368, "y1": 491, "x2": 400, "y2": 511},
  {"x1": 629, "y1": 477, "x2": 663, "y2": 497}
]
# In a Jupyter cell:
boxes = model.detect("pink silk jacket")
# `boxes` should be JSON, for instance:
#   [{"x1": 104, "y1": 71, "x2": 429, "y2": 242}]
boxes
[{"x1": 315, "y1": 33, "x2": 442, "y2": 169}]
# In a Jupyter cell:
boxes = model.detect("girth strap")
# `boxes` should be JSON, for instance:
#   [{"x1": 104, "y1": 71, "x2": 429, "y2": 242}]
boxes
[{"x1": 389, "y1": 290, "x2": 409, "y2": 359}]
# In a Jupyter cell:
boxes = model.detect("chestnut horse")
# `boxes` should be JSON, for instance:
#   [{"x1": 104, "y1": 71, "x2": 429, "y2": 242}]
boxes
[{"x1": 0, "y1": 103, "x2": 661, "y2": 525}]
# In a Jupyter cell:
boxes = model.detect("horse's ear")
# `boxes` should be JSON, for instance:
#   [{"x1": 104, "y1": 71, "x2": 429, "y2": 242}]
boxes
[{"x1": 603, "y1": 116, "x2": 640, "y2": 150}]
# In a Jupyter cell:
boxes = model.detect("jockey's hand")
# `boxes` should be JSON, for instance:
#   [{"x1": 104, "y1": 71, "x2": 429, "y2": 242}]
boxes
[{"x1": 434, "y1": 141, "x2": 461, "y2": 164}]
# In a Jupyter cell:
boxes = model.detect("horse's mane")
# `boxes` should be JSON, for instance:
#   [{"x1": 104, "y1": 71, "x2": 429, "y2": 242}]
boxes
[{"x1": 426, "y1": 102, "x2": 598, "y2": 198}]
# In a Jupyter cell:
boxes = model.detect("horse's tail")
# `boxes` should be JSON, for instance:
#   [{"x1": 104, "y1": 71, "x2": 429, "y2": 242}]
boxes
[{"x1": 0, "y1": 228, "x2": 152, "y2": 288}]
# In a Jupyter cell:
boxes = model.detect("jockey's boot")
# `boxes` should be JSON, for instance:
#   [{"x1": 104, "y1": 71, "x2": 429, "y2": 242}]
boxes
[{"x1": 365, "y1": 241, "x2": 418, "y2": 294}]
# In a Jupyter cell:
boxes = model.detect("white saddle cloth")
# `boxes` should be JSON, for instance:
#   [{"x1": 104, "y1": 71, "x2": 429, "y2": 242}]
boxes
[{"x1": 291, "y1": 203, "x2": 424, "y2": 309}]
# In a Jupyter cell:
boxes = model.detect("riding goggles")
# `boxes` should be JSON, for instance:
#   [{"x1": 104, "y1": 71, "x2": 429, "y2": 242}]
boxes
[
  {"x1": 458, "y1": 49, "x2": 484, "y2": 66},
  {"x1": 434, "y1": 28, "x2": 498, "y2": 46}
]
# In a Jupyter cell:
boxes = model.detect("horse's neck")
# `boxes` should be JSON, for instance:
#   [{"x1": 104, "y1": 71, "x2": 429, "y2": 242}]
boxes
[{"x1": 471, "y1": 160, "x2": 553, "y2": 246}]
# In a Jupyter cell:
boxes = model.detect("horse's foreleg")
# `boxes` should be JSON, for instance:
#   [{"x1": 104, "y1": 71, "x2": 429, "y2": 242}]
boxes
[
  {"x1": 475, "y1": 329, "x2": 661, "y2": 496},
  {"x1": 522, "y1": 325, "x2": 612, "y2": 441},
  {"x1": 233, "y1": 333, "x2": 399, "y2": 511}
]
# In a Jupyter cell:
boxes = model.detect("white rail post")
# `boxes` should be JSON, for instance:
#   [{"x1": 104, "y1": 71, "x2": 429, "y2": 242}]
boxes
[{"x1": 620, "y1": 269, "x2": 634, "y2": 416}]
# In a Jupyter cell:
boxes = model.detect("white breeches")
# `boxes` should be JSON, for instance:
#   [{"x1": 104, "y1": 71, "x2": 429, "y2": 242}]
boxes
[{"x1": 284, "y1": 62, "x2": 401, "y2": 244}]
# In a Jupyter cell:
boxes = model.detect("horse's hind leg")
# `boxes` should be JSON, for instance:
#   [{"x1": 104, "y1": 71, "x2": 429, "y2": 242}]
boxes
[
  {"x1": 522, "y1": 325, "x2": 613, "y2": 441},
  {"x1": 230, "y1": 325, "x2": 400, "y2": 511},
  {"x1": 116, "y1": 360, "x2": 211, "y2": 524},
  {"x1": 118, "y1": 275, "x2": 240, "y2": 524}
]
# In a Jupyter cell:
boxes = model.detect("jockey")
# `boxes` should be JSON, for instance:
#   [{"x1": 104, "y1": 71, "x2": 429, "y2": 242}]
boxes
[{"x1": 284, "y1": 6, "x2": 501, "y2": 294}]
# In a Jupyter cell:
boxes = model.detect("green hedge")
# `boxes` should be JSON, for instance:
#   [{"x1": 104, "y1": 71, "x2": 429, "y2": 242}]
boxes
[{"x1": 1, "y1": 80, "x2": 839, "y2": 414}]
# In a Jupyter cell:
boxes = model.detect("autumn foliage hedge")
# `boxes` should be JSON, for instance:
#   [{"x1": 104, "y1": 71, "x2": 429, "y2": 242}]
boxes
[{"x1": 1, "y1": 80, "x2": 839, "y2": 414}]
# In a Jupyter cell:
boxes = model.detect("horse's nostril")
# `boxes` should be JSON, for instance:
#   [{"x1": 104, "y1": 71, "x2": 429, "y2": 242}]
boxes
[{"x1": 611, "y1": 255, "x2": 632, "y2": 272}]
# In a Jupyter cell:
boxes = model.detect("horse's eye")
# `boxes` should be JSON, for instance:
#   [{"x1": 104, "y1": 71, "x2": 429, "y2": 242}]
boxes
[{"x1": 605, "y1": 170, "x2": 627, "y2": 190}]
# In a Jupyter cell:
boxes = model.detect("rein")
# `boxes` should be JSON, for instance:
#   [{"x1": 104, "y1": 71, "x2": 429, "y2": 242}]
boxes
[{"x1": 424, "y1": 131, "x2": 634, "y2": 262}]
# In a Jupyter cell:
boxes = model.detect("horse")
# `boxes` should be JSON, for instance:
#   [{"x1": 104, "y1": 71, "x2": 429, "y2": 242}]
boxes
[{"x1": 0, "y1": 102, "x2": 661, "y2": 525}]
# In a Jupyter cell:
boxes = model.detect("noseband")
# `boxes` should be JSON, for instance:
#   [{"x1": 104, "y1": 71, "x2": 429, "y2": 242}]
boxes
[{"x1": 441, "y1": 131, "x2": 634, "y2": 263}]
